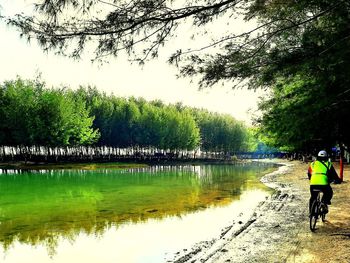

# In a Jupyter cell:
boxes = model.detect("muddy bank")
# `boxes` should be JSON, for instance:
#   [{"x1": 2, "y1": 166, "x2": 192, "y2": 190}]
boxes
[{"x1": 167, "y1": 160, "x2": 350, "y2": 263}]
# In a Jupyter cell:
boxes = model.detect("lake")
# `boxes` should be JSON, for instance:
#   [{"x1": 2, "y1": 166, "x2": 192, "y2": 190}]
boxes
[{"x1": 0, "y1": 162, "x2": 277, "y2": 263}]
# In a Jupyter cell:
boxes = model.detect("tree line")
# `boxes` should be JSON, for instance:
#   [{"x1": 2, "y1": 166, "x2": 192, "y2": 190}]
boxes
[{"x1": 0, "y1": 78, "x2": 252, "y2": 157}]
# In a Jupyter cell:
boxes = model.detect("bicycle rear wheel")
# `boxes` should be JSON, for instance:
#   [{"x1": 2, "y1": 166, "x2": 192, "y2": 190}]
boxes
[
  {"x1": 321, "y1": 204, "x2": 326, "y2": 222},
  {"x1": 310, "y1": 200, "x2": 318, "y2": 231}
]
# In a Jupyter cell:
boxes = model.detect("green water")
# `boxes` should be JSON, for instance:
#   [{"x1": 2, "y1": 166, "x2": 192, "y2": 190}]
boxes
[{"x1": 0, "y1": 162, "x2": 277, "y2": 262}]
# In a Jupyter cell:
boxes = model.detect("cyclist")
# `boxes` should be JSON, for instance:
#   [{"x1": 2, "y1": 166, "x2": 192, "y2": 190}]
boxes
[{"x1": 307, "y1": 150, "x2": 341, "y2": 214}]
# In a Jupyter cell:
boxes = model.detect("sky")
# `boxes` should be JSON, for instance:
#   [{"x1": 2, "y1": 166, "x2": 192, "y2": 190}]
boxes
[{"x1": 0, "y1": 1, "x2": 264, "y2": 124}]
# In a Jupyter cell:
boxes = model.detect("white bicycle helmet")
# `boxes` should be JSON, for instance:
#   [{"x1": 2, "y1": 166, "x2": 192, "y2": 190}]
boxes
[{"x1": 318, "y1": 150, "x2": 328, "y2": 157}]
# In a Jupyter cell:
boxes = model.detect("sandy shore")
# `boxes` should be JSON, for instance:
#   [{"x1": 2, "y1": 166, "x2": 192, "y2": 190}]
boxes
[{"x1": 168, "y1": 160, "x2": 350, "y2": 263}]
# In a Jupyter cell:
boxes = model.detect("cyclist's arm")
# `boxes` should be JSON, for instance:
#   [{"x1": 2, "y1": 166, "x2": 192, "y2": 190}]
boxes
[
  {"x1": 329, "y1": 165, "x2": 341, "y2": 183},
  {"x1": 307, "y1": 166, "x2": 312, "y2": 180}
]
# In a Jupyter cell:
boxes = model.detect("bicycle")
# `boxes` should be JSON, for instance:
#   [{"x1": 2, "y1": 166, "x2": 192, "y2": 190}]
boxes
[{"x1": 309, "y1": 189, "x2": 328, "y2": 232}]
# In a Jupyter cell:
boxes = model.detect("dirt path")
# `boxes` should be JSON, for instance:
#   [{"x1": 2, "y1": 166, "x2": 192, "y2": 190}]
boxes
[{"x1": 169, "y1": 160, "x2": 350, "y2": 263}]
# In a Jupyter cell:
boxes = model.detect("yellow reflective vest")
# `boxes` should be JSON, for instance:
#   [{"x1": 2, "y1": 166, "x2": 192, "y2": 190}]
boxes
[{"x1": 309, "y1": 160, "x2": 331, "y2": 185}]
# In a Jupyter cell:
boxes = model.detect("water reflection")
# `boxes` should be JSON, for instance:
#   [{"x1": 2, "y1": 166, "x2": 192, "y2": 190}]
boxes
[{"x1": 0, "y1": 163, "x2": 276, "y2": 257}]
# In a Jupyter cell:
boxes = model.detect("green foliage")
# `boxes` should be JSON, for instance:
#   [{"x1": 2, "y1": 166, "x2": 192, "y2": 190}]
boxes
[
  {"x1": 246, "y1": 0, "x2": 350, "y2": 151},
  {"x1": 0, "y1": 78, "x2": 251, "y2": 152},
  {"x1": 76, "y1": 88, "x2": 200, "y2": 150},
  {"x1": 190, "y1": 108, "x2": 249, "y2": 153},
  {"x1": 243, "y1": 127, "x2": 280, "y2": 153},
  {"x1": 79, "y1": 89, "x2": 202, "y2": 150},
  {"x1": 257, "y1": 70, "x2": 349, "y2": 151},
  {"x1": 0, "y1": 78, "x2": 99, "y2": 147},
  {"x1": 0, "y1": 78, "x2": 41, "y2": 145}
]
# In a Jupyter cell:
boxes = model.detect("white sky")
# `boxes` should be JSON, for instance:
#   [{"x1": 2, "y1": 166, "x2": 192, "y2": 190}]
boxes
[{"x1": 0, "y1": 1, "x2": 264, "y2": 124}]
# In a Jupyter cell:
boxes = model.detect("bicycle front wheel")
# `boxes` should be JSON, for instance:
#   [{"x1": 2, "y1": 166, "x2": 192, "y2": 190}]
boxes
[{"x1": 321, "y1": 205, "x2": 326, "y2": 222}]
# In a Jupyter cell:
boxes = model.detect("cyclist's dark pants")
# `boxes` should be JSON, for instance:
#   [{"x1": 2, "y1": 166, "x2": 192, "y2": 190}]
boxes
[{"x1": 309, "y1": 185, "x2": 333, "y2": 212}]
